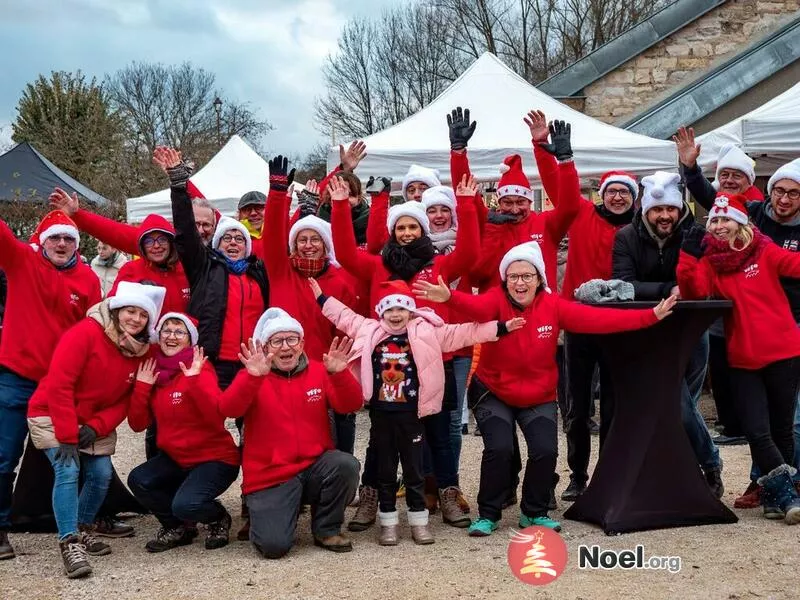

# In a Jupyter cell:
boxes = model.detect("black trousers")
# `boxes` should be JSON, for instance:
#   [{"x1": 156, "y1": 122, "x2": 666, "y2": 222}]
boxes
[
  {"x1": 329, "y1": 412, "x2": 356, "y2": 455},
  {"x1": 369, "y1": 410, "x2": 426, "y2": 513},
  {"x1": 708, "y1": 334, "x2": 743, "y2": 437},
  {"x1": 730, "y1": 357, "x2": 800, "y2": 474},
  {"x1": 556, "y1": 344, "x2": 568, "y2": 428}
]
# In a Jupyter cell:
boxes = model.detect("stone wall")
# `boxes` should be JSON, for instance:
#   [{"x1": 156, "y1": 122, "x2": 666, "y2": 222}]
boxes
[{"x1": 580, "y1": 0, "x2": 800, "y2": 123}]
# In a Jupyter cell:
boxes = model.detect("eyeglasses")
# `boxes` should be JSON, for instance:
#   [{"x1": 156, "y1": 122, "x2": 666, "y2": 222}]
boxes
[
  {"x1": 46, "y1": 235, "x2": 77, "y2": 244},
  {"x1": 221, "y1": 234, "x2": 247, "y2": 244},
  {"x1": 267, "y1": 335, "x2": 301, "y2": 349},
  {"x1": 160, "y1": 329, "x2": 189, "y2": 340},
  {"x1": 142, "y1": 235, "x2": 170, "y2": 248},
  {"x1": 772, "y1": 187, "x2": 800, "y2": 201},
  {"x1": 507, "y1": 273, "x2": 537, "y2": 283},
  {"x1": 604, "y1": 189, "x2": 632, "y2": 198},
  {"x1": 297, "y1": 236, "x2": 323, "y2": 245}
]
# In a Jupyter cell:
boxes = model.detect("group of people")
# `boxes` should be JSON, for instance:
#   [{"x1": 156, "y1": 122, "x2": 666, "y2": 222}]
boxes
[{"x1": 0, "y1": 104, "x2": 799, "y2": 580}]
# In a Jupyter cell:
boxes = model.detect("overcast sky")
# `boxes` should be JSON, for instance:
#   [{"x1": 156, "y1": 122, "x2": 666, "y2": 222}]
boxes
[{"x1": 0, "y1": 0, "x2": 403, "y2": 157}]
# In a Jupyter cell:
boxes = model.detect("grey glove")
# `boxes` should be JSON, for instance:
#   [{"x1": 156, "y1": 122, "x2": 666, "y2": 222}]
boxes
[
  {"x1": 298, "y1": 190, "x2": 320, "y2": 218},
  {"x1": 166, "y1": 161, "x2": 193, "y2": 188},
  {"x1": 365, "y1": 176, "x2": 392, "y2": 194},
  {"x1": 54, "y1": 443, "x2": 80, "y2": 467},
  {"x1": 540, "y1": 120, "x2": 573, "y2": 162},
  {"x1": 487, "y1": 210, "x2": 519, "y2": 225},
  {"x1": 574, "y1": 279, "x2": 635, "y2": 304}
]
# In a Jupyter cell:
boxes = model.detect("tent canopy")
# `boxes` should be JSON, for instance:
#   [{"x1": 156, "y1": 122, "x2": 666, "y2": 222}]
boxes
[
  {"x1": 0, "y1": 142, "x2": 108, "y2": 205},
  {"x1": 327, "y1": 52, "x2": 677, "y2": 184}
]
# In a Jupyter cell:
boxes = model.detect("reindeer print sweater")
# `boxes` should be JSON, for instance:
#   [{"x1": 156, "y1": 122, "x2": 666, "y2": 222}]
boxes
[{"x1": 371, "y1": 334, "x2": 420, "y2": 412}]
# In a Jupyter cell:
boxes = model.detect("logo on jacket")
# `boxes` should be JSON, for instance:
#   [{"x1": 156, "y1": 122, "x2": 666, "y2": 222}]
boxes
[
  {"x1": 171, "y1": 391, "x2": 183, "y2": 405},
  {"x1": 537, "y1": 325, "x2": 553, "y2": 339},
  {"x1": 69, "y1": 293, "x2": 80, "y2": 305},
  {"x1": 784, "y1": 240, "x2": 799, "y2": 252},
  {"x1": 416, "y1": 267, "x2": 434, "y2": 282},
  {"x1": 306, "y1": 388, "x2": 322, "y2": 403},
  {"x1": 744, "y1": 264, "x2": 760, "y2": 279},
  {"x1": 127, "y1": 372, "x2": 135, "y2": 384},
  {"x1": 182, "y1": 287, "x2": 191, "y2": 299},
  {"x1": 530, "y1": 233, "x2": 543, "y2": 244}
]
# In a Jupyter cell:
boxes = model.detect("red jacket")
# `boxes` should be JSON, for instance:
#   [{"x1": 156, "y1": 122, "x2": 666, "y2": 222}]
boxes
[
  {"x1": 217, "y1": 360, "x2": 362, "y2": 495},
  {"x1": 263, "y1": 189, "x2": 358, "y2": 361},
  {"x1": 677, "y1": 240, "x2": 800, "y2": 369},
  {"x1": 128, "y1": 361, "x2": 240, "y2": 468},
  {"x1": 447, "y1": 287, "x2": 658, "y2": 407},
  {"x1": 27, "y1": 319, "x2": 144, "y2": 444},
  {"x1": 0, "y1": 219, "x2": 101, "y2": 382},
  {"x1": 218, "y1": 273, "x2": 265, "y2": 362}
]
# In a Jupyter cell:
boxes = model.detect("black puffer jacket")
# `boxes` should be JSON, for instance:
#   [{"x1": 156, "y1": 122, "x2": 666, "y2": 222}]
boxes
[
  {"x1": 612, "y1": 205, "x2": 694, "y2": 300},
  {"x1": 171, "y1": 186, "x2": 269, "y2": 361}
]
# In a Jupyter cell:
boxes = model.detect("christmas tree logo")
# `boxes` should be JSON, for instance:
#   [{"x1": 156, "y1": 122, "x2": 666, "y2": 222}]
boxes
[{"x1": 506, "y1": 526, "x2": 568, "y2": 586}]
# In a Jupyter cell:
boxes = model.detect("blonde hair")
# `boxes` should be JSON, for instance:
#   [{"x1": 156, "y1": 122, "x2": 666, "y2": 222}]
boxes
[{"x1": 730, "y1": 222, "x2": 754, "y2": 251}]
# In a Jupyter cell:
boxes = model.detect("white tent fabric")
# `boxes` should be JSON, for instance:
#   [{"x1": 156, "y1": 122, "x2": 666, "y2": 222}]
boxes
[
  {"x1": 327, "y1": 52, "x2": 677, "y2": 184},
  {"x1": 697, "y1": 81, "x2": 800, "y2": 177},
  {"x1": 126, "y1": 135, "x2": 270, "y2": 223}
]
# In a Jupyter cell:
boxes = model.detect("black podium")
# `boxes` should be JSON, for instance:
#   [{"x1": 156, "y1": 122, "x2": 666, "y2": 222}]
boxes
[{"x1": 563, "y1": 300, "x2": 739, "y2": 534}]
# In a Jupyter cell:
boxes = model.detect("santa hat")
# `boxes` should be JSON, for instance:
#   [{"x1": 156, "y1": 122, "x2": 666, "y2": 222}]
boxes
[
  {"x1": 387, "y1": 202, "x2": 431, "y2": 237},
  {"x1": 599, "y1": 171, "x2": 639, "y2": 200},
  {"x1": 109, "y1": 281, "x2": 167, "y2": 342},
  {"x1": 212, "y1": 216, "x2": 252, "y2": 257},
  {"x1": 767, "y1": 158, "x2": 800, "y2": 195},
  {"x1": 156, "y1": 312, "x2": 199, "y2": 346},
  {"x1": 31, "y1": 210, "x2": 80, "y2": 251},
  {"x1": 253, "y1": 307, "x2": 304, "y2": 344},
  {"x1": 640, "y1": 171, "x2": 683, "y2": 214},
  {"x1": 497, "y1": 155, "x2": 533, "y2": 202},
  {"x1": 401, "y1": 165, "x2": 441, "y2": 201},
  {"x1": 421, "y1": 185, "x2": 458, "y2": 228},
  {"x1": 289, "y1": 216, "x2": 339, "y2": 267},
  {"x1": 498, "y1": 241, "x2": 550, "y2": 292},
  {"x1": 713, "y1": 143, "x2": 756, "y2": 188},
  {"x1": 707, "y1": 194, "x2": 749, "y2": 225},
  {"x1": 375, "y1": 281, "x2": 417, "y2": 316}
]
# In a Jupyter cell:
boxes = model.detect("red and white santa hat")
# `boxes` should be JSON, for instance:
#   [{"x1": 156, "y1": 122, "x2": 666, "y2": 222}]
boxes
[
  {"x1": 212, "y1": 216, "x2": 252, "y2": 257},
  {"x1": 707, "y1": 194, "x2": 749, "y2": 225},
  {"x1": 253, "y1": 307, "x2": 304, "y2": 344},
  {"x1": 156, "y1": 312, "x2": 199, "y2": 346},
  {"x1": 109, "y1": 281, "x2": 167, "y2": 342},
  {"x1": 387, "y1": 202, "x2": 431, "y2": 236},
  {"x1": 713, "y1": 143, "x2": 756, "y2": 188},
  {"x1": 401, "y1": 165, "x2": 441, "y2": 201},
  {"x1": 421, "y1": 185, "x2": 458, "y2": 227},
  {"x1": 498, "y1": 241, "x2": 550, "y2": 292},
  {"x1": 289, "y1": 215, "x2": 339, "y2": 267},
  {"x1": 599, "y1": 171, "x2": 639, "y2": 199},
  {"x1": 30, "y1": 210, "x2": 80, "y2": 251},
  {"x1": 497, "y1": 155, "x2": 533, "y2": 202},
  {"x1": 375, "y1": 280, "x2": 417, "y2": 317}
]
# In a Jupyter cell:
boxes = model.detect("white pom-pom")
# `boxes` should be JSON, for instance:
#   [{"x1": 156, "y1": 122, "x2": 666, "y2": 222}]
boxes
[
  {"x1": 499, "y1": 163, "x2": 510, "y2": 174},
  {"x1": 651, "y1": 186, "x2": 664, "y2": 200}
]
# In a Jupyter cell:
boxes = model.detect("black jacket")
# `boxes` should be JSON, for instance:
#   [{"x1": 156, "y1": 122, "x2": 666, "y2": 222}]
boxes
[
  {"x1": 171, "y1": 186, "x2": 269, "y2": 361},
  {"x1": 317, "y1": 201, "x2": 370, "y2": 245}
]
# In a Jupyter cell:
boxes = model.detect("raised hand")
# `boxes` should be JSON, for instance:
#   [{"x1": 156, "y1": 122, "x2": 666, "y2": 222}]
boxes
[
  {"x1": 672, "y1": 126, "x2": 701, "y2": 168},
  {"x1": 505, "y1": 317, "x2": 527, "y2": 332},
  {"x1": 49, "y1": 187, "x2": 79, "y2": 216},
  {"x1": 540, "y1": 120, "x2": 573, "y2": 162},
  {"x1": 179, "y1": 346, "x2": 207, "y2": 377},
  {"x1": 268, "y1": 155, "x2": 295, "y2": 192},
  {"x1": 152, "y1": 146, "x2": 183, "y2": 172},
  {"x1": 365, "y1": 176, "x2": 392, "y2": 194},
  {"x1": 238, "y1": 338, "x2": 273, "y2": 376},
  {"x1": 323, "y1": 336, "x2": 354, "y2": 374},
  {"x1": 653, "y1": 295, "x2": 678, "y2": 321},
  {"x1": 455, "y1": 174, "x2": 478, "y2": 197},
  {"x1": 340, "y1": 140, "x2": 367, "y2": 172},
  {"x1": 308, "y1": 277, "x2": 323, "y2": 299},
  {"x1": 523, "y1": 110, "x2": 549, "y2": 143},
  {"x1": 136, "y1": 358, "x2": 159, "y2": 385},
  {"x1": 412, "y1": 275, "x2": 451, "y2": 303},
  {"x1": 305, "y1": 179, "x2": 320, "y2": 195},
  {"x1": 447, "y1": 106, "x2": 477, "y2": 151},
  {"x1": 327, "y1": 176, "x2": 350, "y2": 202}
]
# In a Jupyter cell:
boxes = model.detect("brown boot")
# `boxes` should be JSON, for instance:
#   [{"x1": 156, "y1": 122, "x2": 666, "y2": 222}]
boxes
[
  {"x1": 424, "y1": 475, "x2": 439, "y2": 514},
  {"x1": 348, "y1": 485, "x2": 378, "y2": 532},
  {"x1": 78, "y1": 524, "x2": 112, "y2": 556},
  {"x1": 456, "y1": 491, "x2": 471, "y2": 514},
  {"x1": 59, "y1": 535, "x2": 92, "y2": 579},
  {"x1": 0, "y1": 530, "x2": 15, "y2": 560},
  {"x1": 378, "y1": 510, "x2": 399, "y2": 546},
  {"x1": 314, "y1": 533, "x2": 353, "y2": 553},
  {"x1": 408, "y1": 509, "x2": 434, "y2": 545},
  {"x1": 439, "y1": 487, "x2": 471, "y2": 528}
]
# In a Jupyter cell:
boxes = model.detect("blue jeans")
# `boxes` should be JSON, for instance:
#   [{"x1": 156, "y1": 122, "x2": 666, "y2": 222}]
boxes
[
  {"x1": 681, "y1": 332, "x2": 721, "y2": 471},
  {"x1": 43, "y1": 448, "x2": 112, "y2": 540},
  {"x1": 0, "y1": 369, "x2": 38, "y2": 530},
  {"x1": 450, "y1": 356, "x2": 472, "y2": 467}
]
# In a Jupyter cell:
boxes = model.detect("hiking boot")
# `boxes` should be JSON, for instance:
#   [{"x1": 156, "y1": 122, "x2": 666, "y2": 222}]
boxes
[
  {"x1": 424, "y1": 475, "x2": 439, "y2": 514},
  {"x1": 205, "y1": 511, "x2": 232, "y2": 550},
  {"x1": 468, "y1": 517, "x2": 498, "y2": 537},
  {"x1": 520, "y1": 513, "x2": 562, "y2": 532},
  {"x1": 78, "y1": 525, "x2": 112, "y2": 556},
  {"x1": 408, "y1": 509, "x2": 434, "y2": 545},
  {"x1": 0, "y1": 530, "x2": 15, "y2": 560},
  {"x1": 314, "y1": 533, "x2": 353, "y2": 553},
  {"x1": 59, "y1": 535, "x2": 92, "y2": 579},
  {"x1": 733, "y1": 481, "x2": 762, "y2": 508},
  {"x1": 456, "y1": 490, "x2": 471, "y2": 514},
  {"x1": 93, "y1": 516, "x2": 134, "y2": 538},
  {"x1": 439, "y1": 487, "x2": 471, "y2": 528},
  {"x1": 561, "y1": 479, "x2": 586, "y2": 502},
  {"x1": 378, "y1": 511, "x2": 399, "y2": 546},
  {"x1": 348, "y1": 485, "x2": 378, "y2": 532},
  {"x1": 703, "y1": 467, "x2": 724, "y2": 499},
  {"x1": 758, "y1": 464, "x2": 800, "y2": 525},
  {"x1": 145, "y1": 526, "x2": 195, "y2": 553}
]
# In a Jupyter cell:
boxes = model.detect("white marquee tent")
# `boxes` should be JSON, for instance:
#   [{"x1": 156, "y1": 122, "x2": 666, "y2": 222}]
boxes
[{"x1": 327, "y1": 52, "x2": 678, "y2": 184}]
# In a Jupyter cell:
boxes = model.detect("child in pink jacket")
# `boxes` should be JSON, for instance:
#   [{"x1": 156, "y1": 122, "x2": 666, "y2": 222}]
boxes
[{"x1": 309, "y1": 278, "x2": 523, "y2": 546}]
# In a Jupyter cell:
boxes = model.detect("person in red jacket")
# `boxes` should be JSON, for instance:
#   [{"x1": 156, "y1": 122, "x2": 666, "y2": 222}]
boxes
[
  {"x1": 414, "y1": 241, "x2": 675, "y2": 536},
  {"x1": 26, "y1": 282, "x2": 163, "y2": 578},
  {"x1": 0, "y1": 210, "x2": 101, "y2": 561},
  {"x1": 127, "y1": 312, "x2": 240, "y2": 553},
  {"x1": 678, "y1": 194, "x2": 800, "y2": 525},
  {"x1": 217, "y1": 308, "x2": 362, "y2": 558}
]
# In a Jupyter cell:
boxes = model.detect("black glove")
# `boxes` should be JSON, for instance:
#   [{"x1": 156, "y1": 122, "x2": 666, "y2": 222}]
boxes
[
  {"x1": 447, "y1": 107, "x2": 477, "y2": 151},
  {"x1": 166, "y1": 161, "x2": 193, "y2": 188},
  {"x1": 365, "y1": 176, "x2": 392, "y2": 194},
  {"x1": 487, "y1": 210, "x2": 519, "y2": 225},
  {"x1": 681, "y1": 224, "x2": 706, "y2": 258},
  {"x1": 54, "y1": 443, "x2": 79, "y2": 467},
  {"x1": 268, "y1": 155, "x2": 295, "y2": 192},
  {"x1": 78, "y1": 425, "x2": 97, "y2": 449},
  {"x1": 297, "y1": 189, "x2": 320, "y2": 218},
  {"x1": 540, "y1": 120, "x2": 573, "y2": 162}
]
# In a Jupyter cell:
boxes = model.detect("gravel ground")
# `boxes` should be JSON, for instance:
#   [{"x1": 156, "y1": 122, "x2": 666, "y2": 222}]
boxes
[{"x1": 2, "y1": 402, "x2": 798, "y2": 600}]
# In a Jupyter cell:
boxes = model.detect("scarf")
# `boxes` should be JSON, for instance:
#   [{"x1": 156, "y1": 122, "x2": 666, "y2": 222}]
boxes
[
  {"x1": 595, "y1": 204, "x2": 634, "y2": 227},
  {"x1": 381, "y1": 236, "x2": 436, "y2": 281},
  {"x1": 703, "y1": 229, "x2": 768, "y2": 274},
  {"x1": 214, "y1": 250, "x2": 250, "y2": 274},
  {"x1": 87, "y1": 301, "x2": 150, "y2": 358},
  {"x1": 153, "y1": 346, "x2": 194, "y2": 387},
  {"x1": 291, "y1": 255, "x2": 329, "y2": 278},
  {"x1": 241, "y1": 218, "x2": 262, "y2": 239},
  {"x1": 429, "y1": 228, "x2": 458, "y2": 254},
  {"x1": 43, "y1": 250, "x2": 78, "y2": 271}
]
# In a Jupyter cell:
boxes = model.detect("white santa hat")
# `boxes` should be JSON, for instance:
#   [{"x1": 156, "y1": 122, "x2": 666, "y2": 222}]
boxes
[
  {"x1": 109, "y1": 281, "x2": 167, "y2": 342},
  {"x1": 156, "y1": 312, "x2": 199, "y2": 346},
  {"x1": 212, "y1": 216, "x2": 252, "y2": 257},
  {"x1": 375, "y1": 281, "x2": 417, "y2": 316},
  {"x1": 421, "y1": 185, "x2": 458, "y2": 228},
  {"x1": 767, "y1": 158, "x2": 800, "y2": 195},
  {"x1": 31, "y1": 210, "x2": 80, "y2": 251},
  {"x1": 253, "y1": 307, "x2": 304, "y2": 344},
  {"x1": 401, "y1": 165, "x2": 441, "y2": 201},
  {"x1": 707, "y1": 194, "x2": 749, "y2": 225},
  {"x1": 289, "y1": 215, "x2": 339, "y2": 267},
  {"x1": 640, "y1": 171, "x2": 683, "y2": 214},
  {"x1": 713, "y1": 143, "x2": 756, "y2": 188},
  {"x1": 387, "y1": 202, "x2": 431, "y2": 236},
  {"x1": 499, "y1": 241, "x2": 550, "y2": 292}
]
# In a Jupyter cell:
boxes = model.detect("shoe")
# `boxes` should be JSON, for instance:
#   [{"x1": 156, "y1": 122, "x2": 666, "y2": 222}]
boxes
[
  {"x1": 185, "y1": 522, "x2": 199, "y2": 540},
  {"x1": 145, "y1": 526, "x2": 195, "y2": 553},
  {"x1": 763, "y1": 504, "x2": 786, "y2": 519},
  {"x1": 461, "y1": 423, "x2": 469, "y2": 435},
  {"x1": 501, "y1": 493, "x2": 518, "y2": 510},
  {"x1": 314, "y1": 533, "x2": 353, "y2": 553},
  {"x1": 424, "y1": 475, "x2": 439, "y2": 514},
  {"x1": 93, "y1": 516, "x2": 135, "y2": 538},
  {"x1": 0, "y1": 530, "x2": 15, "y2": 560},
  {"x1": 378, "y1": 510, "x2": 399, "y2": 546},
  {"x1": 703, "y1": 467, "x2": 724, "y2": 499},
  {"x1": 59, "y1": 535, "x2": 92, "y2": 579},
  {"x1": 456, "y1": 490, "x2": 471, "y2": 514},
  {"x1": 520, "y1": 513, "x2": 562, "y2": 532},
  {"x1": 236, "y1": 519, "x2": 250, "y2": 541},
  {"x1": 758, "y1": 464, "x2": 800, "y2": 525},
  {"x1": 473, "y1": 426, "x2": 482, "y2": 437},
  {"x1": 348, "y1": 485, "x2": 378, "y2": 532},
  {"x1": 348, "y1": 486, "x2": 360, "y2": 508},
  {"x1": 410, "y1": 524, "x2": 435, "y2": 545},
  {"x1": 733, "y1": 482, "x2": 762, "y2": 509},
  {"x1": 205, "y1": 511, "x2": 232, "y2": 550},
  {"x1": 468, "y1": 517, "x2": 498, "y2": 537},
  {"x1": 439, "y1": 487, "x2": 471, "y2": 528},
  {"x1": 713, "y1": 434, "x2": 747, "y2": 446},
  {"x1": 78, "y1": 525, "x2": 112, "y2": 556},
  {"x1": 560, "y1": 479, "x2": 586, "y2": 502},
  {"x1": 589, "y1": 419, "x2": 600, "y2": 435}
]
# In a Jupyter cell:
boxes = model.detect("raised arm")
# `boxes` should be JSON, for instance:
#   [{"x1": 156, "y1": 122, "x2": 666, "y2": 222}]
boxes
[
  {"x1": 435, "y1": 320, "x2": 499, "y2": 353},
  {"x1": 541, "y1": 124, "x2": 581, "y2": 240},
  {"x1": 556, "y1": 296, "x2": 662, "y2": 334},
  {"x1": 330, "y1": 177, "x2": 380, "y2": 282},
  {"x1": 437, "y1": 178, "x2": 480, "y2": 282},
  {"x1": 319, "y1": 294, "x2": 370, "y2": 338},
  {"x1": 448, "y1": 107, "x2": 488, "y2": 228},
  {"x1": 674, "y1": 127, "x2": 715, "y2": 211},
  {"x1": 262, "y1": 158, "x2": 294, "y2": 281},
  {"x1": 366, "y1": 184, "x2": 390, "y2": 255},
  {"x1": 0, "y1": 218, "x2": 34, "y2": 272},
  {"x1": 525, "y1": 110, "x2": 560, "y2": 205}
]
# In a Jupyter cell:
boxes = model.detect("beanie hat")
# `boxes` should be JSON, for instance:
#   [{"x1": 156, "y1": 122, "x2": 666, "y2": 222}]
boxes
[
  {"x1": 156, "y1": 312, "x2": 199, "y2": 346},
  {"x1": 289, "y1": 216, "x2": 339, "y2": 267},
  {"x1": 253, "y1": 307, "x2": 304, "y2": 344},
  {"x1": 238, "y1": 191, "x2": 266, "y2": 210},
  {"x1": 599, "y1": 171, "x2": 639, "y2": 199},
  {"x1": 640, "y1": 171, "x2": 683, "y2": 214},
  {"x1": 212, "y1": 216, "x2": 252, "y2": 257},
  {"x1": 375, "y1": 280, "x2": 417, "y2": 316},
  {"x1": 714, "y1": 143, "x2": 756, "y2": 187},
  {"x1": 707, "y1": 194, "x2": 749, "y2": 225},
  {"x1": 109, "y1": 281, "x2": 167, "y2": 342},
  {"x1": 401, "y1": 165, "x2": 441, "y2": 201},
  {"x1": 767, "y1": 158, "x2": 800, "y2": 195},
  {"x1": 421, "y1": 185, "x2": 458, "y2": 228},
  {"x1": 499, "y1": 241, "x2": 549, "y2": 292},
  {"x1": 387, "y1": 202, "x2": 431, "y2": 237},
  {"x1": 31, "y1": 210, "x2": 80, "y2": 251},
  {"x1": 497, "y1": 155, "x2": 533, "y2": 201}
]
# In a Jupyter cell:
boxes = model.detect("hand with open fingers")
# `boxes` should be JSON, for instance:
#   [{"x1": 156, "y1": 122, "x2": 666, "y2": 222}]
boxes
[
  {"x1": 323, "y1": 336, "x2": 354, "y2": 374},
  {"x1": 327, "y1": 176, "x2": 350, "y2": 202},
  {"x1": 54, "y1": 443, "x2": 79, "y2": 467},
  {"x1": 455, "y1": 174, "x2": 478, "y2": 197},
  {"x1": 654, "y1": 295, "x2": 678, "y2": 321},
  {"x1": 308, "y1": 277, "x2": 323, "y2": 299},
  {"x1": 78, "y1": 425, "x2": 97, "y2": 449},
  {"x1": 673, "y1": 126, "x2": 701, "y2": 168},
  {"x1": 305, "y1": 179, "x2": 320, "y2": 195},
  {"x1": 136, "y1": 358, "x2": 159, "y2": 385},
  {"x1": 524, "y1": 110, "x2": 549, "y2": 143},
  {"x1": 238, "y1": 339, "x2": 273, "y2": 376},
  {"x1": 49, "y1": 187, "x2": 79, "y2": 216},
  {"x1": 268, "y1": 155, "x2": 295, "y2": 191},
  {"x1": 447, "y1": 106, "x2": 476, "y2": 151},
  {"x1": 179, "y1": 346, "x2": 207, "y2": 377},
  {"x1": 505, "y1": 317, "x2": 527, "y2": 332},
  {"x1": 540, "y1": 120, "x2": 573, "y2": 161},
  {"x1": 340, "y1": 140, "x2": 367, "y2": 172},
  {"x1": 412, "y1": 275, "x2": 451, "y2": 303},
  {"x1": 365, "y1": 176, "x2": 392, "y2": 194},
  {"x1": 152, "y1": 146, "x2": 183, "y2": 171}
]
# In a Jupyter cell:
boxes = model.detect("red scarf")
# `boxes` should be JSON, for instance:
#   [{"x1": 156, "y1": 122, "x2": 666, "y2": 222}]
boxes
[
  {"x1": 291, "y1": 255, "x2": 328, "y2": 278},
  {"x1": 703, "y1": 228, "x2": 768, "y2": 274},
  {"x1": 154, "y1": 347, "x2": 194, "y2": 387}
]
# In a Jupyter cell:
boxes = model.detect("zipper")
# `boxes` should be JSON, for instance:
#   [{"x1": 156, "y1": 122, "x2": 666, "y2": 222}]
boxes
[{"x1": 238, "y1": 277, "x2": 245, "y2": 346}]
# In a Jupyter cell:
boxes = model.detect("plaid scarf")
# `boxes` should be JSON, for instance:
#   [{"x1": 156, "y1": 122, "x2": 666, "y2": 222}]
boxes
[{"x1": 291, "y1": 255, "x2": 329, "y2": 278}]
